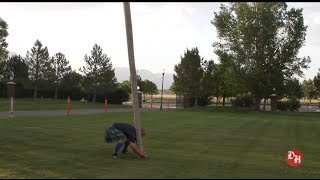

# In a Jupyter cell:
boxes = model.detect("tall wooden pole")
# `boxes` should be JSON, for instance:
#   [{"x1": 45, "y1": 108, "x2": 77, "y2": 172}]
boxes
[{"x1": 123, "y1": 2, "x2": 143, "y2": 151}]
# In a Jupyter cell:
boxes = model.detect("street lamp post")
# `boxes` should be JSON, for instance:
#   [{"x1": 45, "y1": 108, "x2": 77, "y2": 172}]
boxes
[
  {"x1": 270, "y1": 88, "x2": 277, "y2": 111},
  {"x1": 160, "y1": 69, "x2": 165, "y2": 110},
  {"x1": 137, "y1": 86, "x2": 142, "y2": 108}
]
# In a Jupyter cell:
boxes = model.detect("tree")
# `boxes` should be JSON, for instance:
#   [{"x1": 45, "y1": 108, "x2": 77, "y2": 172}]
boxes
[
  {"x1": 119, "y1": 80, "x2": 131, "y2": 94},
  {"x1": 213, "y1": 63, "x2": 239, "y2": 106},
  {"x1": 0, "y1": 55, "x2": 31, "y2": 98},
  {"x1": 169, "y1": 82, "x2": 180, "y2": 94},
  {"x1": 0, "y1": 17, "x2": 8, "y2": 81},
  {"x1": 173, "y1": 47, "x2": 204, "y2": 106},
  {"x1": 1, "y1": 55, "x2": 29, "y2": 83},
  {"x1": 60, "y1": 70, "x2": 85, "y2": 99},
  {"x1": 49, "y1": 53, "x2": 72, "y2": 99},
  {"x1": 313, "y1": 68, "x2": 320, "y2": 98},
  {"x1": 212, "y1": 2, "x2": 311, "y2": 111},
  {"x1": 200, "y1": 60, "x2": 215, "y2": 96},
  {"x1": 302, "y1": 79, "x2": 317, "y2": 102},
  {"x1": 118, "y1": 77, "x2": 157, "y2": 101},
  {"x1": 140, "y1": 79, "x2": 158, "y2": 100},
  {"x1": 198, "y1": 60, "x2": 216, "y2": 106},
  {"x1": 26, "y1": 40, "x2": 50, "y2": 99},
  {"x1": 79, "y1": 44, "x2": 117, "y2": 103},
  {"x1": 215, "y1": 50, "x2": 248, "y2": 104},
  {"x1": 0, "y1": 17, "x2": 8, "y2": 62},
  {"x1": 284, "y1": 78, "x2": 303, "y2": 99}
]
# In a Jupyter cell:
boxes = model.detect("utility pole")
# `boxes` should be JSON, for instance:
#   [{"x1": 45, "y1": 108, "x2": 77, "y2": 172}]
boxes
[{"x1": 123, "y1": 2, "x2": 143, "y2": 151}]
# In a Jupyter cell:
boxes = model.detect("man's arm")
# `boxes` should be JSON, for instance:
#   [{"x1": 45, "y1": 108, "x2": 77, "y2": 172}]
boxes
[{"x1": 128, "y1": 141, "x2": 146, "y2": 158}]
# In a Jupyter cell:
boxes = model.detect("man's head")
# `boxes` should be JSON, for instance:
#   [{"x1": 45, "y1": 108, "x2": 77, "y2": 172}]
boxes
[{"x1": 140, "y1": 128, "x2": 146, "y2": 136}]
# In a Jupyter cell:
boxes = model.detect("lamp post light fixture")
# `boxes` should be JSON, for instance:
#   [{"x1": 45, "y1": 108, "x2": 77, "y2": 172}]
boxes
[{"x1": 160, "y1": 69, "x2": 165, "y2": 110}]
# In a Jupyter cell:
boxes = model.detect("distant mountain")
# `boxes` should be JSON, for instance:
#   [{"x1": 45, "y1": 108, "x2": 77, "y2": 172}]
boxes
[{"x1": 114, "y1": 67, "x2": 174, "y2": 90}]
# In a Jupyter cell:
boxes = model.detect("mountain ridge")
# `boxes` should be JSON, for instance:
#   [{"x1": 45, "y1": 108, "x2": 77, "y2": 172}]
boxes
[{"x1": 114, "y1": 67, "x2": 174, "y2": 90}]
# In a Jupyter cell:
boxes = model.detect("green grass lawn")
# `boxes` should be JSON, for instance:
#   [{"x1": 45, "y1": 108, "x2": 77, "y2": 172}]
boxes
[
  {"x1": 0, "y1": 98, "x2": 131, "y2": 112},
  {"x1": 0, "y1": 107, "x2": 319, "y2": 178}
]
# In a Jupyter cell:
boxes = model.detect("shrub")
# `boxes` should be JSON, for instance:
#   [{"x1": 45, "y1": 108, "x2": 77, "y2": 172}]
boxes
[
  {"x1": 277, "y1": 100, "x2": 289, "y2": 111},
  {"x1": 231, "y1": 93, "x2": 254, "y2": 108},
  {"x1": 92, "y1": 87, "x2": 129, "y2": 104},
  {"x1": 288, "y1": 97, "x2": 301, "y2": 111},
  {"x1": 197, "y1": 96, "x2": 213, "y2": 106},
  {"x1": 277, "y1": 98, "x2": 301, "y2": 111}
]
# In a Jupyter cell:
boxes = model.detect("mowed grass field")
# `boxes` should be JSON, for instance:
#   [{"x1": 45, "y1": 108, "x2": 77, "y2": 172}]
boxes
[
  {"x1": 0, "y1": 107, "x2": 319, "y2": 178},
  {"x1": 0, "y1": 98, "x2": 131, "y2": 112}
]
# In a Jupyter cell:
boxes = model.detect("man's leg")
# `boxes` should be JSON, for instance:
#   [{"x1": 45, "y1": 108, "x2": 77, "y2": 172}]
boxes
[
  {"x1": 122, "y1": 140, "x2": 130, "y2": 154},
  {"x1": 112, "y1": 139, "x2": 125, "y2": 158}
]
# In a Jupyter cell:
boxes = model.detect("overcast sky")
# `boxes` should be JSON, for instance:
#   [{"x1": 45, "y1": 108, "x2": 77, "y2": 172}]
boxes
[{"x1": 0, "y1": 2, "x2": 319, "y2": 81}]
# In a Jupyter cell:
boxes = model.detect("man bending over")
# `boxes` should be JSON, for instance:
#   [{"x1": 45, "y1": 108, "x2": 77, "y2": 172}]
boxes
[{"x1": 105, "y1": 122, "x2": 147, "y2": 159}]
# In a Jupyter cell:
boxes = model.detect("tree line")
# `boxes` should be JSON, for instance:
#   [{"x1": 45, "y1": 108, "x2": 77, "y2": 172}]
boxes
[
  {"x1": 0, "y1": 17, "x2": 158, "y2": 104},
  {"x1": 171, "y1": 2, "x2": 320, "y2": 111}
]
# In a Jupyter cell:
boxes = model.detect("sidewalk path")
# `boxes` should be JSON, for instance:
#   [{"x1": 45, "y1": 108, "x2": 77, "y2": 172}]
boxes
[{"x1": 0, "y1": 108, "x2": 159, "y2": 118}]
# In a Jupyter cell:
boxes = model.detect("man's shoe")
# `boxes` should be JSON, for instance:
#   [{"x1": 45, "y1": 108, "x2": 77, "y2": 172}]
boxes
[{"x1": 112, "y1": 153, "x2": 118, "y2": 159}]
